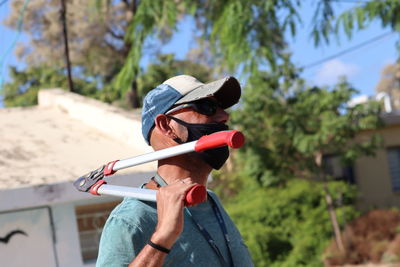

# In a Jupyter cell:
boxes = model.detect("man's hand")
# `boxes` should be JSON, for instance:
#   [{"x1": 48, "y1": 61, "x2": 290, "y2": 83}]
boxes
[
  {"x1": 151, "y1": 178, "x2": 196, "y2": 249},
  {"x1": 129, "y1": 178, "x2": 197, "y2": 267}
]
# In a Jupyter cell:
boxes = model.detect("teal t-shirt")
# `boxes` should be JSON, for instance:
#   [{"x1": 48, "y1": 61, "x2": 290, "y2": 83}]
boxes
[{"x1": 96, "y1": 191, "x2": 253, "y2": 267}]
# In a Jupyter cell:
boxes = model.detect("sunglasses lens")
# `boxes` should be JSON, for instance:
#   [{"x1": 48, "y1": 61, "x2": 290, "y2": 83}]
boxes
[{"x1": 193, "y1": 99, "x2": 219, "y2": 115}]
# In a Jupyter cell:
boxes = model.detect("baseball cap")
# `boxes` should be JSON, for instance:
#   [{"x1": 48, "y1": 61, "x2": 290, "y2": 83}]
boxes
[{"x1": 141, "y1": 75, "x2": 241, "y2": 144}]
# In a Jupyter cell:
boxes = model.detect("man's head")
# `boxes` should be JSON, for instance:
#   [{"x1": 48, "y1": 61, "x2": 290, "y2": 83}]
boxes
[{"x1": 141, "y1": 75, "x2": 241, "y2": 145}]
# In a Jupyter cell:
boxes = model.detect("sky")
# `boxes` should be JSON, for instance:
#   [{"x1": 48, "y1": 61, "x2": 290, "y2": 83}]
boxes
[
  {"x1": 0, "y1": 1, "x2": 399, "y2": 108},
  {"x1": 290, "y1": 2, "x2": 398, "y2": 97}
]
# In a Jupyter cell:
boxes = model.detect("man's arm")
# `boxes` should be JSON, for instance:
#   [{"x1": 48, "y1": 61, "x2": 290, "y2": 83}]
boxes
[
  {"x1": 128, "y1": 242, "x2": 168, "y2": 267},
  {"x1": 129, "y1": 178, "x2": 196, "y2": 267}
]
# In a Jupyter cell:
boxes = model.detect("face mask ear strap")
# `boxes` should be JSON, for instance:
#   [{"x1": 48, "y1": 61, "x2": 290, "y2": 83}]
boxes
[{"x1": 166, "y1": 115, "x2": 186, "y2": 144}]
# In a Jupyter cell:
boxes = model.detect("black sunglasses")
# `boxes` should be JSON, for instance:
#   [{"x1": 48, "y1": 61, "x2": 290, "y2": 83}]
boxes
[{"x1": 166, "y1": 98, "x2": 222, "y2": 116}]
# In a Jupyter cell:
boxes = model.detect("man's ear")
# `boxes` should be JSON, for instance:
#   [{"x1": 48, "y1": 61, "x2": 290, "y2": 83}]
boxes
[{"x1": 154, "y1": 114, "x2": 176, "y2": 138}]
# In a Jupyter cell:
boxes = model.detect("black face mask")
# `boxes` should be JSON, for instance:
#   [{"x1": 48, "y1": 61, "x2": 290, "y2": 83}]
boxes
[{"x1": 167, "y1": 116, "x2": 230, "y2": 170}]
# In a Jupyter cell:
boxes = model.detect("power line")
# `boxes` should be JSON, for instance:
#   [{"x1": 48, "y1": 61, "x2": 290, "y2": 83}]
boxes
[
  {"x1": 303, "y1": 31, "x2": 396, "y2": 69},
  {"x1": 0, "y1": 0, "x2": 30, "y2": 91}
]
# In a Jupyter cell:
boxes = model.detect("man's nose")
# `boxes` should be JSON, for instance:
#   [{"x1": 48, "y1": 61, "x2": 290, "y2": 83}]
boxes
[{"x1": 213, "y1": 107, "x2": 230, "y2": 123}]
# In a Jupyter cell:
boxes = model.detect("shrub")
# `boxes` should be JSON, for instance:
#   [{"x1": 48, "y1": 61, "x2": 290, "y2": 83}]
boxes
[{"x1": 224, "y1": 179, "x2": 358, "y2": 267}]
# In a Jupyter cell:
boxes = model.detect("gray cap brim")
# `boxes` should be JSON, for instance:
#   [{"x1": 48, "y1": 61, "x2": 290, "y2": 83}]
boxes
[{"x1": 174, "y1": 76, "x2": 241, "y2": 109}]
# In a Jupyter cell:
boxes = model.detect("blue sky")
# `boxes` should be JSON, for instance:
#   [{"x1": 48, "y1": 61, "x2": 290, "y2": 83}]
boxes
[
  {"x1": 1, "y1": 1, "x2": 399, "y2": 107},
  {"x1": 290, "y1": 1, "x2": 398, "y2": 96}
]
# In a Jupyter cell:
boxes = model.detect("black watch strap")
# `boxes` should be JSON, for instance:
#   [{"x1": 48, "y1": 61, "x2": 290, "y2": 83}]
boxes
[{"x1": 147, "y1": 240, "x2": 171, "y2": 254}]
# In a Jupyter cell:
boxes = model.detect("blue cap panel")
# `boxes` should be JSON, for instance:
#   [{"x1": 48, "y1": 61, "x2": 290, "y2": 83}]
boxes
[{"x1": 141, "y1": 84, "x2": 182, "y2": 144}]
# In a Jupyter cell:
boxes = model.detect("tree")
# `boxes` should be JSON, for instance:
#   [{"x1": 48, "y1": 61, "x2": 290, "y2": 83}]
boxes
[
  {"x1": 4, "y1": 0, "x2": 132, "y2": 80},
  {"x1": 224, "y1": 178, "x2": 359, "y2": 267},
  {"x1": 98, "y1": 53, "x2": 214, "y2": 108},
  {"x1": 375, "y1": 63, "x2": 400, "y2": 110},
  {"x1": 227, "y1": 57, "x2": 382, "y2": 187},
  {"x1": 311, "y1": 0, "x2": 400, "y2": 46},
  {"x1": 213, "y1": 56, "x2": 382, "y2": 200},
  {"x1": 210, "y1": 56, "x2": 382, "y2": 265},
  {"x1": 3, "y1": 0, "x2": 136, "y2": 106},
  {"x1": 111, "y1": 0, "x2": 303, "y2": 104},
  {"x1": 4, "y1": 0, "x2": 355, "y2": 107},
  {"x1": 2, "y1": 66, "x2": 97, "y2": 107}
]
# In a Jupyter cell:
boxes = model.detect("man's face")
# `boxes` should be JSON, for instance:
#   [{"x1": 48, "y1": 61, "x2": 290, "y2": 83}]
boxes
[{"x1": 167, "y1": 97, "x2": 229, "y2": 141}]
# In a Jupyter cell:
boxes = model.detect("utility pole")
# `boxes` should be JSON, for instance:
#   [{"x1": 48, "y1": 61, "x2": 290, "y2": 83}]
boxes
[{"x1": 60, "y1": 0, "x2": 75, "y2": 92}]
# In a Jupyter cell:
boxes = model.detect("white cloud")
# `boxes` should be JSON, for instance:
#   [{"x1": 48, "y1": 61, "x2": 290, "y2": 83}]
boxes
[{"x1": 314, "y1": 59, "x2": 359, "y2": 86}]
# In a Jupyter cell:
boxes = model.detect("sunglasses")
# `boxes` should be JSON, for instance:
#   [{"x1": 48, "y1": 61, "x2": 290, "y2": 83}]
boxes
[{"x1": 166, "y1": 98, "x2": 222, "y2": 116}]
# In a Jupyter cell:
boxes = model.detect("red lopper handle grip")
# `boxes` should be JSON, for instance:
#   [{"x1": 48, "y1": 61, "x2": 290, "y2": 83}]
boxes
[
  {"x1": 194, "y1": 130, "x2": 245, "y2": 152},
  {"x1": 185, "y1": 185, "x2": 207, "y2": 206}
]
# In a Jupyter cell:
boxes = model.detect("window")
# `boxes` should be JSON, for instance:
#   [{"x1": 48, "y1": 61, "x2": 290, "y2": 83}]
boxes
[
  {"x1": 387, "y1": 147, "x2": 400, "y2": 192},
  {"x1": 323, "y1": 155, "x2": 355, "y2": 184},
  {"x1": 75, "y1": 201, "x2": 120, "y2": 263}
]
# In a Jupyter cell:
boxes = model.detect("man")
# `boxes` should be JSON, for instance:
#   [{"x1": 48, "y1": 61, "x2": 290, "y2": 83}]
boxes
[{"x1": 97, "y1": 75, "x2": 253, "y2": 267}]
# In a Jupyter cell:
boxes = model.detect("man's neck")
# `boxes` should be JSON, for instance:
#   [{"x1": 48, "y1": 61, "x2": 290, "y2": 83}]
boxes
[{"x1": 157, "y1": 157, "x2": 212, "y2": 186}]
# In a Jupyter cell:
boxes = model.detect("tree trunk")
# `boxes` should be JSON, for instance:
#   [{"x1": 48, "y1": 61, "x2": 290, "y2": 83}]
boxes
[
  {"x1": 127, "y1": 79, "x2": 139, "y2": 108},
  {"x1": 127, "y1": 0, "x2": 140, "y2": 108},
  {"x1": 323, "y1": 183, "x2": 345, "y2": 253},
  {"x1": 315, "y1": 152, "x2": 345, "y2": 253},
  {"x1": 60, "y1": 0, "x2": 75, "y2": 93}
]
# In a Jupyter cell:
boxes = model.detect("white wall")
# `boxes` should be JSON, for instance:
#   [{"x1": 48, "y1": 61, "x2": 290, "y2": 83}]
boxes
[
  {"x1": 0, "y1": 89, "x2": 156, "y2": 266},
  {"x1": 52, "y1": 203, "x2": 84, "y2": 267},
  {"x1": 0, "y1": 207, "x2": 58, "y2": 267},
  {"x1": 52, "y1": 198, "x2": 120, "y2": 267},
  {"x1": 0, "y1": 172, "x2": 152, "y2": 267}
]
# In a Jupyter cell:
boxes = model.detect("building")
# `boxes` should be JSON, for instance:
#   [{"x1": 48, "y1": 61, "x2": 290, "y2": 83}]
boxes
[
  {"x1": 0, "y1": 89, "x2": 156, "y2": 267},
  {"x1": 326, "y1": 94, "x2": 400, "y2": 211},
  {"x1": 354, "y1": 112, "x2": 400, "y2": 210}
]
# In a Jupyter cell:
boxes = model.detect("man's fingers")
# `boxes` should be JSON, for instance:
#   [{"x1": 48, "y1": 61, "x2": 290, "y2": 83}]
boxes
[{"x1": 156, "y1": 178, "x2": 197, "y2": 204}]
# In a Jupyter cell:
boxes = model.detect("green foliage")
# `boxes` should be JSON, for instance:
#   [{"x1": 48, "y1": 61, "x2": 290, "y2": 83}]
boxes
[
  {"x1": 113, "y1": 0, "x2": 192, "y2": 97},
  {"x1": 312, "y1": 0, "x2": 400, "y2": 45},
  {"x1": 113, "y1": 0, "x2": 304, "y2": 94},
  {"x1": 1, "y1": 52, "x2": 214, "y2": 108},
  {"x1": 206, "y1": 0, "x2": 300, "y2": 72},
  {"x1": 210, "y1": 55, "x2": 382, "y2": 266},
  {"x1": 94, "y1": 53, "x2": 213, "y2": 107},
  {"x1": 1, "y1": 66, "x2": 97, "y2": 107},
  {"x1": 311, "y1": 0, "x2": 335, "y2": 46},
  {"x1": 224, "y1": 178, "x2": 359, "y2": 267},
  {"x1": 229, "y1": 57, "x2": 382, "y2": 186},
  {"x1": 337, "y1": 0, "x2": 400, "y2": 35}
]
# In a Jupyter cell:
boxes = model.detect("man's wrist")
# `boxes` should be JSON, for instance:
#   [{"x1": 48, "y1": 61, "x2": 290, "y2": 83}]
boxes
[
  {"x1": 147, "y1": 240, "x2": 171, "y2": 254},
  {"x1": 150, "y1": 232, "x2": 177, "y2": 250}
]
